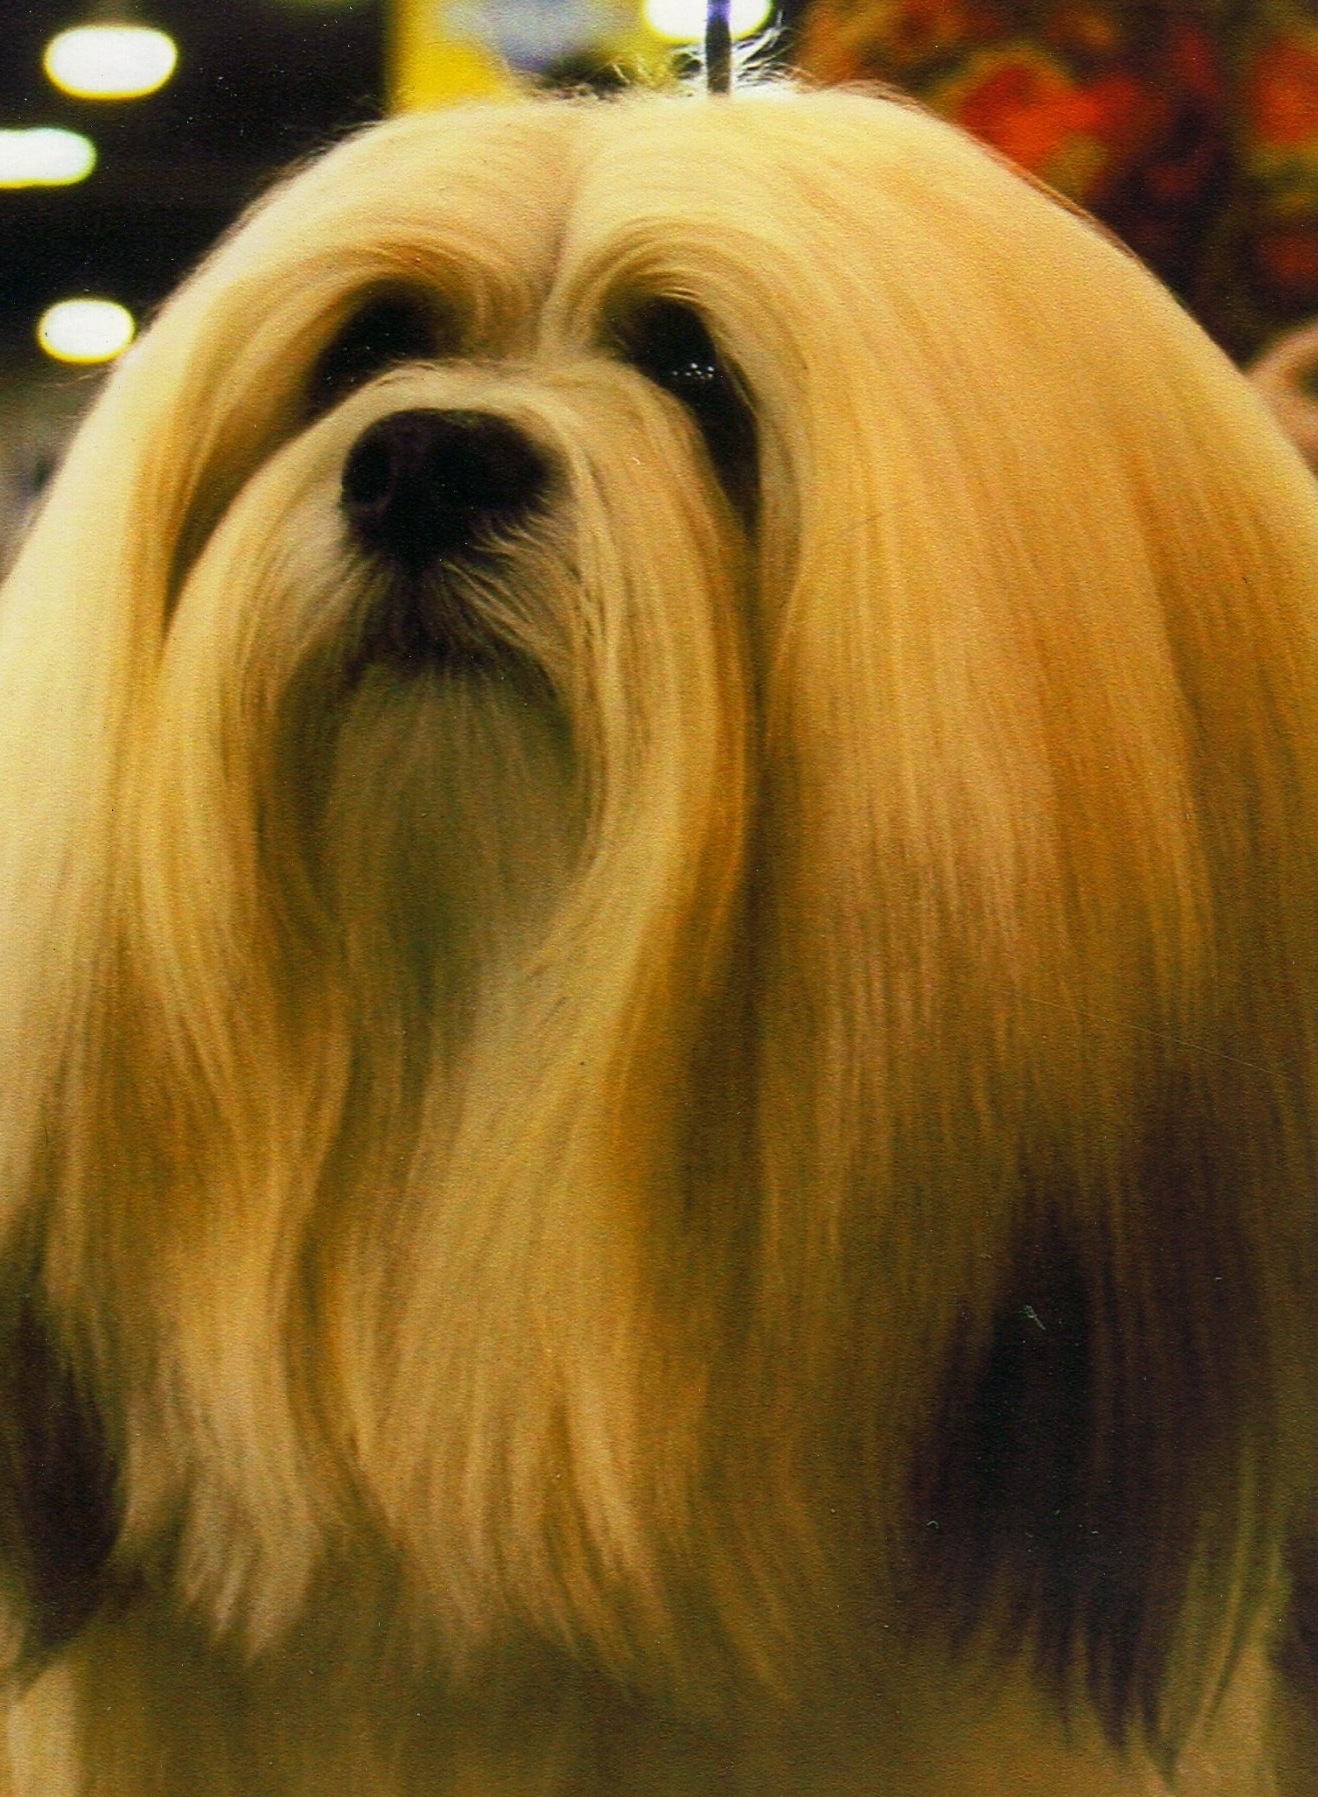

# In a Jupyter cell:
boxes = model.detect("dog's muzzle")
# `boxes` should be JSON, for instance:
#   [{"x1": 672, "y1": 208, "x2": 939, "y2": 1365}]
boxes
[{"x1": 341, "y1": 408, "x2": 548, "y2": 572}]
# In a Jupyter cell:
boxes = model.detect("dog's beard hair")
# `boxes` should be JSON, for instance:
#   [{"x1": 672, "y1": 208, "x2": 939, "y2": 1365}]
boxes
[
  {"x1": 50, "y1": 354, "x2": 753, "y2": 1672},
  {"x1": 0, "y1": 89, "x2": 1317, "y2": 1787}
]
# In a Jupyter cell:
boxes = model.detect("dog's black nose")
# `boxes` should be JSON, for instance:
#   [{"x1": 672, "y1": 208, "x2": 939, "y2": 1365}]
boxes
[{"x1": 341, "y1": 408, "x2": 547, "y2": 569}]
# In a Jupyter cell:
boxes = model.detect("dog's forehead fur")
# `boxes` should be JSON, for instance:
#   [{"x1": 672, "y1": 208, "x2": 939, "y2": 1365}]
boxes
[
  {"x1": 214, "y1": 91, "x2": 1000, "y2": 322},
  {"x1": 2, "y1": 85, "x2": 1318, "y2": 1795},
  {"x1": 144, "y1": 89, "x2": 1096, "y2": 419}
]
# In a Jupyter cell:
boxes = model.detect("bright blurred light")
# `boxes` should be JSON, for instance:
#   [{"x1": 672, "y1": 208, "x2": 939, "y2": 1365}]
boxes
[
  {"x1": 644, "y1": 0, "x2": 772, "y2": 41},
  {"x1": 0, "y1": 128, "x2": 96, "y2": 188},
  {"x1": 43, "y1": 24, "x2": 178, "y2": 100},
  {"x1": 38, "y1": 299, "x2": 136, "y2": 365}
]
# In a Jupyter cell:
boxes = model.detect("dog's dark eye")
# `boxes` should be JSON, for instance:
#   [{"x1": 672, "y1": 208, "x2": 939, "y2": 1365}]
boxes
[
  {"x1": 613, "y1": 300, "x2": 757, "y2": 516},
  {"x1": 311, "y1": 294, "x2": 442, "y2": 415}
]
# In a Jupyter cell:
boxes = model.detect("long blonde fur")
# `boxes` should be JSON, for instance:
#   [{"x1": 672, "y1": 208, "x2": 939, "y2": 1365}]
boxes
[{"x1": 0, "y1": 87, "x2": 1316, "y2": 1793}]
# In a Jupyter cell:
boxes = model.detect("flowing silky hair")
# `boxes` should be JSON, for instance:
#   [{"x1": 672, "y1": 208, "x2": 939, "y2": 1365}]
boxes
[{"x1": 0, "y1": 87, "x2": 1316, "y2": 1786}]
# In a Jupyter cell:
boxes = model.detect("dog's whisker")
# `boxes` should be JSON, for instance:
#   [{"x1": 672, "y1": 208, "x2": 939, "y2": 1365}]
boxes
[{"x1": 1013, "y1": 993, "x2": 1278, "y2": 1080}]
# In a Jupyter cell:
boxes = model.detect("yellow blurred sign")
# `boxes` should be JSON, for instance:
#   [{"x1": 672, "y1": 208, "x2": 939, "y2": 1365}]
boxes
[
  {"x1": 388, "y1": 0, "x2": 661, "y2": 109},
  {"x1": 389, "y1": 0, "x2": 509, "y2": 106}
]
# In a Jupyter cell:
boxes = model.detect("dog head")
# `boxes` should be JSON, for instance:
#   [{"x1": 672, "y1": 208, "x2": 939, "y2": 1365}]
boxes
[{"x1": 2, "y1": 87, "x2": 1318, "y2": 1763}]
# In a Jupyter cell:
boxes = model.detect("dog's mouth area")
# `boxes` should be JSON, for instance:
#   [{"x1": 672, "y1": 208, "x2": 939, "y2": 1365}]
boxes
[
  {"x1": 340, "y1": 406, "x2": 559, "y2": 676},
  {"x1": 349, "y1": 548, "x2": 544, "y2": 678}
]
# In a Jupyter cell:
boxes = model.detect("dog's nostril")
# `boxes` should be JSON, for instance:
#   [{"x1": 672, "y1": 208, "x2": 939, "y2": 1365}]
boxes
[
  {"x1": 341, "y1": 408, "x2": 548, "y2": 570},
  {"x1": 342, "y1": 433, "x2": 397, "y2": 512}
]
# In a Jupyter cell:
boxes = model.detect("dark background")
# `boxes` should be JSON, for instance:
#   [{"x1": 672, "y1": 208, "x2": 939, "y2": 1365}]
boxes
[{"x1": 0, "y1": 1, "x2": 386, "y2": 360}]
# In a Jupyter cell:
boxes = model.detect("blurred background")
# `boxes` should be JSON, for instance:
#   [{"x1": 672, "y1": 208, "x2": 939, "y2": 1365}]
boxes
[
  {"x1": 0, "y1": 0, "x2": 799, "y2": 556},
  {"x1": 6, "y1": 0, "x2": 1318, "y2": 561}
]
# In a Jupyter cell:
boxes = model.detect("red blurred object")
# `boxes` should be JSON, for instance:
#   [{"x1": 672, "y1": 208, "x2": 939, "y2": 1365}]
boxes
[{"x1": 795, "y1": 0, "x2": 1318, "y2": 361}]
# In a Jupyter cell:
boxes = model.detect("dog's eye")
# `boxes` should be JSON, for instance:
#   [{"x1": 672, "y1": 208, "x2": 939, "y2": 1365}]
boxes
[
  {"x1": 613, "y1": 300, "x2": 756, "y2": 516},
  {"x1": 311, "y1": 294, "x2": 442, "y2": 415}
]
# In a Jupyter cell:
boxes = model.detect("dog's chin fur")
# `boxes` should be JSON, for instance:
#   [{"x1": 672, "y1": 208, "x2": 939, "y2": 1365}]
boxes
[{"x1": 0, "y1": 84, "x2": 1317, "y2": 1794}]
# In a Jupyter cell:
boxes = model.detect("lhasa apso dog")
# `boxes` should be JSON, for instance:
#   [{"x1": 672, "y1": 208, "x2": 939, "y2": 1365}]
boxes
[{"x1": 0, "y1": 85, "x2": 1316, "y2": 1796}]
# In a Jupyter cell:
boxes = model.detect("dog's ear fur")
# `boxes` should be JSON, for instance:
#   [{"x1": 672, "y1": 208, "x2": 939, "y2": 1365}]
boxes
[
  {"x1": 0, "y1": 1283, "x2": 119, "y2": 1672},
  {"x1": 914, "y1": 1196, "x2": 1288, "y2": 1774},
  {"x1": 1275, "y1": 1519, "x2": 1318, "y2": 1780},
  {"x1": 0, "y1": 248, "x2": 229, "y2": 1676},
  {"x1": 0, "y1": 372, "x2": 153, "y2": 1673},
  {"x1": 666, "y1": 92, "x2": 1318, "y2": 1764}
]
